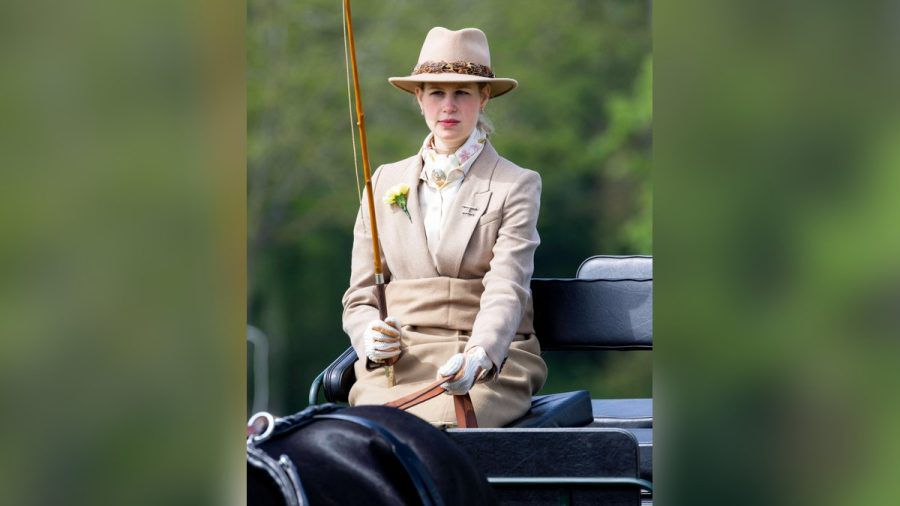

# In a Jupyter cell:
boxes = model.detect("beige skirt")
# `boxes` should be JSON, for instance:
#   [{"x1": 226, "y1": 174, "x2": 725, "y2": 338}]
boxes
[{"x1": 349, "y1": 326, "x2": 547, "y2": 428}]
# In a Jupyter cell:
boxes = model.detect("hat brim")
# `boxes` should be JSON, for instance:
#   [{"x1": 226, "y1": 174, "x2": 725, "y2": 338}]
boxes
[{"x1": 388, "y1": 73, "x2": 518, "y2": 98}]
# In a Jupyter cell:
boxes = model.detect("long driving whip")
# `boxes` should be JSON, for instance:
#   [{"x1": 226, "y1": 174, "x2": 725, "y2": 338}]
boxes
[{"x1": 342, "y1": 0, "x2": 397, "y2": 386}]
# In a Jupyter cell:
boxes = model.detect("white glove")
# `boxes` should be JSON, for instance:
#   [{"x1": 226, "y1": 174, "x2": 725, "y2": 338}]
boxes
[
  {"x1": 363, "y1": 317, "x2": 402, "y2": 363},
  {"x1": 438, "y1": 346, "x2": 494, "y2": 395}
]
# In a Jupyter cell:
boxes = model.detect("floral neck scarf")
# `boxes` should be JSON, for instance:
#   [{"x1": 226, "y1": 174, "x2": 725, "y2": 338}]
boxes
[{"x1": 420, "y1": 128, "x2": 487, "y2": 190}]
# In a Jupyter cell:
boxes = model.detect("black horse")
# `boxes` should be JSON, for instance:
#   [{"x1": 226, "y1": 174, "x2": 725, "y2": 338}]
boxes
[{"x1": 248, "y1": 404, "x2": 496, "y2": 506}]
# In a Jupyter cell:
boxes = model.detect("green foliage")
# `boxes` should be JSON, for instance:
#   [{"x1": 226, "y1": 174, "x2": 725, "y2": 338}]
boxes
[{"x1": 248, "y1": 0, "x2": 652, "y2": 413}]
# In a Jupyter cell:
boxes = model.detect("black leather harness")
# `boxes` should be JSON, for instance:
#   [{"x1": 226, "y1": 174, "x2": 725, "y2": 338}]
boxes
[{"x1": 247, "y1": 404, "x2": 445, "y2": 506}]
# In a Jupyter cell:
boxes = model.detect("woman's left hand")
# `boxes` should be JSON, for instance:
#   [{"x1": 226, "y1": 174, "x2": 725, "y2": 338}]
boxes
[{"x1": 437, "y1": 346, "x2": 493, "y2": 395}]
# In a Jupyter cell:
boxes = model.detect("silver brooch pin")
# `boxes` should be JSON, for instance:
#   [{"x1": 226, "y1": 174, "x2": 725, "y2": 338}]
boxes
[{"x1": 431, "y1": 169, "x2": 447, "y2": 189}]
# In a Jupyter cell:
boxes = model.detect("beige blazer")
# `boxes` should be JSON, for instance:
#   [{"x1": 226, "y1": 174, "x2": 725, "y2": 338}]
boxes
[{"x1": 341, "y1": 141, "x2": 547, "y2": 427}]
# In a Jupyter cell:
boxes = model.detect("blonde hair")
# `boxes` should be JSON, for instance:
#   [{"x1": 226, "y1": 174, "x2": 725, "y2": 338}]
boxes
[{"x1": 477, "y1": 112, "x2": 494, "y2": 137}]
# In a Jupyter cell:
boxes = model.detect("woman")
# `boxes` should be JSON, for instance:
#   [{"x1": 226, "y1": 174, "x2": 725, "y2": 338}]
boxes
[{"x1": 342, "y1": 27, "x2": 547, "y2": 428}]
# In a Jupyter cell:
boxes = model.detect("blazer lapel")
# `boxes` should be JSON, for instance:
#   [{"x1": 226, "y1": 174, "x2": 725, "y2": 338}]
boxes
[
  {"x1": 396, "y1": 156, "x2": 440, "y2": 277},
  {"x1": 433, "y1": 143, "x2": 499, "y2": 277}
]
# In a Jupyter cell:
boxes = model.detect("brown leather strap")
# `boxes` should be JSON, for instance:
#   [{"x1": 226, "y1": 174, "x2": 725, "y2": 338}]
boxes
[
  {"x1": 453, "y1": 393, "x2": 478, "y2": 428},
  {"x1": 384, "y1": 377, "x2": 447, "y2": 411},
  {"x1": 384, "y1": 376, "x2": 478, "y2": 428}
]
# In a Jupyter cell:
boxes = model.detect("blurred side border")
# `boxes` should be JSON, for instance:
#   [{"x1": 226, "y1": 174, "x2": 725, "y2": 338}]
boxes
[{"x1": 0, "y1": 0, "x2": 245, "y2": 504}]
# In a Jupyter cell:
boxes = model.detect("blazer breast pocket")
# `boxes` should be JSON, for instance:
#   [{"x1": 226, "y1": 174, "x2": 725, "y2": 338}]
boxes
[{"x1": 476, "y1": 209, "x2": 502, "y2": 227}]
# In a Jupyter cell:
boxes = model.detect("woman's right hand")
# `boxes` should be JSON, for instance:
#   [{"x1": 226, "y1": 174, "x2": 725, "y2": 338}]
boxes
[{"x1": 363, "y1": 316, "x2": 403, "y2": 363}]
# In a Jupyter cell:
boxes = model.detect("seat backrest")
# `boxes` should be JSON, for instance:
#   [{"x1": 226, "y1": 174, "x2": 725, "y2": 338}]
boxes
[
  {"x1": 532, "y1": 255, "x2": 652, "y2": 351},
  {"x1": 531, "y1": 277, "x2": 652, "y2": 351},
  {"x1": 577, "y1": 255, "x2": 652, "y2": 280}
]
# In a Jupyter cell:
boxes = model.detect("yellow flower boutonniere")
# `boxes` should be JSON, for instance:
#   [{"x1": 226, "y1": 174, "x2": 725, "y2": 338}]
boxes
[{"x1": 383, "y1": 184, "x2": 412, "y2": 222}]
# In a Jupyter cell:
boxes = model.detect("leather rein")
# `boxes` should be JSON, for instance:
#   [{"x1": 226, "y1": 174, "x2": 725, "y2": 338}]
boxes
[{"x1": 385, "y1": 375, "x2": 478, "y2": 428}]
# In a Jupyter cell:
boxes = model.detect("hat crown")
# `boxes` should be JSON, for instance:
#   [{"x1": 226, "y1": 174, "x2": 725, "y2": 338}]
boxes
[
  {"x1": 388, "y1": 26, "x2": 517, "y2": 98},
  {"x1": 417, "y1": 27, "x2": 491, "y2": 68}
]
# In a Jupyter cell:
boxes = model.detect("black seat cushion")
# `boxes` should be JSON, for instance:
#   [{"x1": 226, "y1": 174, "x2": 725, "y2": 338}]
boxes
[
  {"x1": 505, "y1": 390, "x2": 593, "y2": 428},
  {"x1": 591, "y1": 398, "x2": 653, "y2": 428}
]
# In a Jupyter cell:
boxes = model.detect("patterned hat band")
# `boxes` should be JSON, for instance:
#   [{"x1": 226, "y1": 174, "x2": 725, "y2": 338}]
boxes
[{"x1": 412, "y1": 61, "x2": 495, "y2": 79}]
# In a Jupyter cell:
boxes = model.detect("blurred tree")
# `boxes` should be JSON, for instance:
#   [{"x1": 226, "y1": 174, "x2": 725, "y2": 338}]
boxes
[{"x1": 248, "y1": 0, "x2": 651, "y2": 414}]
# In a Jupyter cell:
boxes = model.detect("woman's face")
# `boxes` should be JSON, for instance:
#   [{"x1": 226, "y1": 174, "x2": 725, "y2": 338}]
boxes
[{"x1": 415, "y1": 82, "x2": 489, "y2": 152}]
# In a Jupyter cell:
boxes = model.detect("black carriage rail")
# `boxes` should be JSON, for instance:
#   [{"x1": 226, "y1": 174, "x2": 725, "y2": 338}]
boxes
[{"x1": 488, "y1": 476, "x2": 653, "y2": 492}]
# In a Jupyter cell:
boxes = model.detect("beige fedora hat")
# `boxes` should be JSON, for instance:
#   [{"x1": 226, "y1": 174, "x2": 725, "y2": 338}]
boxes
[{"x1": 389, "y1": 27, "x2": 518, "y2": 98}]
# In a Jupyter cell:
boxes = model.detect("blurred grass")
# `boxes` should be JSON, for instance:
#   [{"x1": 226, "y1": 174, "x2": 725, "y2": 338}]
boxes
[
  {"x1": 5, "y1": 1, "x2": 900, "y2": 504},
  {"x1": 656, "y1": 0, "x2": 900, "y2": 504},
  {"x1": 0, "y1": 1, "x2": 244, "y2": 504}
]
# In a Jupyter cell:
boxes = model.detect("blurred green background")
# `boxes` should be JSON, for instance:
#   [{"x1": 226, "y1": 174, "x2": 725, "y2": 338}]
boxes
[
  {"x1": 248, "y1": 0, "x2": 652, "y2": 415},
  {"x1": 0, "y1": 1, "x2": 244, "y2": 504},
  {"x1": 655, "y1": 1, "x2": 900, "y2": 504},
  {"x1": 4, "y1": 0, "x2": 900, "y2": 504}
]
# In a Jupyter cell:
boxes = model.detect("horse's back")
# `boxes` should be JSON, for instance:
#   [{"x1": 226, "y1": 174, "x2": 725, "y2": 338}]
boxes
[{"x1": 249, "y1": 405, "x2": 496, "y2": 506}]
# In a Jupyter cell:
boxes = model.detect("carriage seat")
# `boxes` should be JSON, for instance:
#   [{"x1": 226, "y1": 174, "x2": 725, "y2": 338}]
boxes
[
  {"x1": 317, "y1": 348, "x2": 595, "y2": 429},
  {"x1": 591, "y1": 398, "x2": 653, "y2": 428},
  {"x1": 314, "y1": 256, "x2": 652, "y2": 432},
  {"x1": 527, "y1": 257, "x2": 652, "y2": 427},
  {"x1": 571, "y1": 254, "x2": 653, "y2": 486},
  {"x1": 576, "y1": 255, "x2": 653, "y2": 429},
  {"x1": 506, "y1": 390, "x2": 593, "y2": 428}
]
